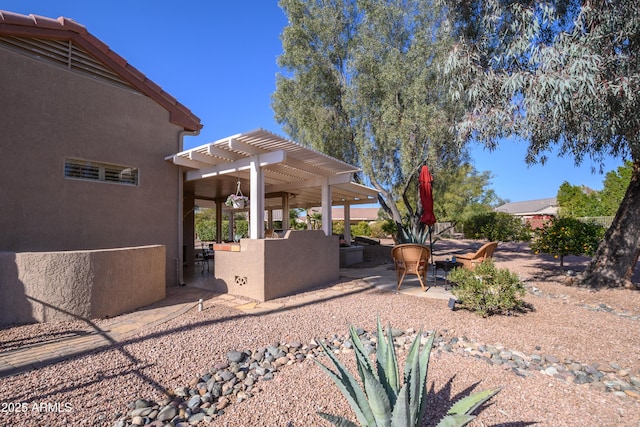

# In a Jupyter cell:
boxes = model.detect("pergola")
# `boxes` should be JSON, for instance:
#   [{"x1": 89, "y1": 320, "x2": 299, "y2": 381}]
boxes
[
  {"x1": 165, "y1": 129, "x2": 379, "y2": 301},
  {"x1": 166, "y1": 129, "x2": 379, "y2": 242}
]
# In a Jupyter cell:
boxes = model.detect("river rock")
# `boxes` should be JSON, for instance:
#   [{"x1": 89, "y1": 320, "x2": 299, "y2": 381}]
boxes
[{"x1": 227, "y1": 351, "x2": 245, "y2": 363}]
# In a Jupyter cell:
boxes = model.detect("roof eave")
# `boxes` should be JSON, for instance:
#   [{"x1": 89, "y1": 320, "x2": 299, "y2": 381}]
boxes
[{"x1": 0, "y1": 11, "x2": 202, "y2": 132}]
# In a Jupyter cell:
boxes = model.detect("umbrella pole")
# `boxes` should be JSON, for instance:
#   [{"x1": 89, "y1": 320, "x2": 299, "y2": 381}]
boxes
[{"x1": 429, "y1": 225, "x2": 436, "y2": 286}]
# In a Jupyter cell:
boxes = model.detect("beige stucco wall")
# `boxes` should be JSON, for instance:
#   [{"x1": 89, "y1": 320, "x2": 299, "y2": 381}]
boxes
[
  {"x1": 0, "y1": 245, "x2": 165, "y2": 326},
  {"x1": 208, "y1": 230, "x2": 339, "y2": 301},
  {"x1": 0, "y1": 45, "x2": 184, "y2": 286}
]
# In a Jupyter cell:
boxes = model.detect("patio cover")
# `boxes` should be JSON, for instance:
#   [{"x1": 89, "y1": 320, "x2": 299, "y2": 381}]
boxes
[{"x1": 165, "y1": 129, "x2": 379, "y2": 239}]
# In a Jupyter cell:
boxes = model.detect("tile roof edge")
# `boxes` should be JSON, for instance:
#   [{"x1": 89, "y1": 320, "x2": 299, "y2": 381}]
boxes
[{"x1": 0, "y1": 10, "x2": 202, "y2": 132}]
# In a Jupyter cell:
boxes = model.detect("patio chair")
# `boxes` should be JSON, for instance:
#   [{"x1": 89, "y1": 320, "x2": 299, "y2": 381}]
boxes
[
  {"x1": 456, "y1": 241, "x2": 498, "y2": 270},
  {"x1": 265, "y1": 229, "x2": 279, "y2": 238},
  {"x1": 391, "y1": 243, "x2": 431, "y2": 291}
]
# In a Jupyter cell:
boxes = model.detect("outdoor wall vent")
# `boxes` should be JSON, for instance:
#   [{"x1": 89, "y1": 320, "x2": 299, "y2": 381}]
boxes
[{"x1": 0, "y1": 36, "x2": 134, "y2": 91}]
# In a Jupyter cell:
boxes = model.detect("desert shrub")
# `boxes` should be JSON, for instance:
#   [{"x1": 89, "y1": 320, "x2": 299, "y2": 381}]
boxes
[
  {"x1": 448, "y1": 260, "x2": 526, "y2": 317},
  {"x1": 529, "y1": 217, "x2": 605, "y2": 266},
  {"x1": 368, "y1": 220, "x2": 387, "y2": 238},
  {"x1": 332, "y1": 221, "x2": 345, "y2": 235},
  {"x1": 463, "y1": 212, "x2": 531, "y2": 242},
  {"x1": 351, "y1": 221, "x2": 372, "y2": 237},
  {"x1": 381, "y1": 218, "x2": 397, "y2": 237}
]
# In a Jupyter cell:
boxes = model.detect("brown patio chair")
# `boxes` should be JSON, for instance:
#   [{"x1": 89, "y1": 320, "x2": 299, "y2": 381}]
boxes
[
  {"x1": 456, "y1": 241, "x2": 498, "y2": 270},
  {"x1": 265, "y1": 229, "x2": 279, "y2": 238},
  {"x1": 391, "y1": 243, "x2": 431, "y2": 291}
]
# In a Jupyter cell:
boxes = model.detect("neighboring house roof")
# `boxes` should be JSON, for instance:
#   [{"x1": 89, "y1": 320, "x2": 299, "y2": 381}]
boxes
[
  {"x1": 495, "y1": 197, "x2": 558, "y2": 216},
  {"x1": 309, "y1": 207, "x2": 380, "y2": 222},
  {"x1": 0, "y1": 10, "x2": 201, "y2": 131}
]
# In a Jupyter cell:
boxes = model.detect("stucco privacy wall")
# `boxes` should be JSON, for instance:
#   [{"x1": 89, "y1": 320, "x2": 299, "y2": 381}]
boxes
[
  {"x1": 211, "y1": 231, "x2": 339, "y2": 301},
  {"x1": 0, "y1": 245, "x2": 165, "y2": 326},
  {"x1": 0, "y1": 45, "x2": 183, "y2": 286}
]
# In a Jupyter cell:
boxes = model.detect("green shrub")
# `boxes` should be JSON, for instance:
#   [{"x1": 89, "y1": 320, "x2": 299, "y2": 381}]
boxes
[
  {"x1": 195, "y1": 218, "x2": 216, "y2": 241},
  {"x1": 381, "y1": 219, "x2": 397, "y2": 237},
  {"x1": 368, "y1": 221, "x2": 387, "y2": 238},
  {"x1": 316, "y1": 316, "x2": 501, "y2": 426},
  {"x1": 463, "y1": 212, "x2": 530, "y2": 242},
  {"x1": 529, "y1": 217, "x2": 605, "y2": 266},
  {"x1": 352, "y1": 221, "x2": 372, "y2": 237},
  {"x1": 333, "y1": 221, "x2": 345, "y2": 235},
  {"x1": 229, "y1": 219, "x2": 248, "y2": 240},
  {"x1": 448, "y1": 260, "x2": 526, "y2": 317}
]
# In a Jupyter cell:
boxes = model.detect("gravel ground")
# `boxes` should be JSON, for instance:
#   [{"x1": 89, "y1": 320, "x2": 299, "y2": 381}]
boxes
[{"x1": 1, "y1": 239, "x2": 640, "y2": 426}]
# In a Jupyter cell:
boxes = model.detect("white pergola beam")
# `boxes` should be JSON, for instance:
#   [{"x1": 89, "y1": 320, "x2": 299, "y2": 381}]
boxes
[
  {"x1": 185, "y1": 150, "x2": 286, "y2": 182},
  {"x1": 166, "y1": 155, "x2": 210, "y2": 169},
  {"x1": 207, "y1": 144, "x2": 240, "y2": 160},
  {"x1": 228, "y1": 138, "x2": 264, "y2": 155},
  {"x1": 189, "y1": 151, "x2": 218, "y2": 165},
  {"x1": 277, "y1": 157, "x2": 335, "y2": 178},
  {"x1": 265, "y1": 173, "x2": 352, "y2": 193}
]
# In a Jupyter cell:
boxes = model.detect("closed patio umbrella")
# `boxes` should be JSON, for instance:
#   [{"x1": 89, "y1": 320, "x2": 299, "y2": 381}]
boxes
[
  {"x1": 419, "y1": 165, "x2": 436, "y2": 226},
  {"x1": 419, "y1": 165, "x2": 437, "y2": 284}
]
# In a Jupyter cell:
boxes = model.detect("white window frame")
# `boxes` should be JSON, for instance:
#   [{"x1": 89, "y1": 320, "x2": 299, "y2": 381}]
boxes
[{"x1": 64, "y1": 158, "x2": 139, "y2": 186}]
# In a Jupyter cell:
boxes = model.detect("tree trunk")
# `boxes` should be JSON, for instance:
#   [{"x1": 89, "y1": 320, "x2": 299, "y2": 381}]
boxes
[
  {"x1": 372, "y1": 178, "x2": 403, "y2": 224},
  {"x1": 579, "y1": 160, "x2": 640, "y2": 288}
]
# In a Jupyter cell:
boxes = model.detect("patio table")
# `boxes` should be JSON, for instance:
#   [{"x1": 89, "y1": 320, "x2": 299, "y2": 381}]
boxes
[{"x1": 434, "y1": 260, "x2": 463, "y2": 289}]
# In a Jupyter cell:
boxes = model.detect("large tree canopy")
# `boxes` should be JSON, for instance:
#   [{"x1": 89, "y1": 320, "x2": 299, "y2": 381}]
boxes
[
  {"x1": 273, "y1": 0, "x2": 465, "y2": 227},
  {"x1": 442, "y1": 0, "x2": 640, "y2": 288},
  {"x1": 557, "y1": 161, "x2": 632, "y2": 217}
]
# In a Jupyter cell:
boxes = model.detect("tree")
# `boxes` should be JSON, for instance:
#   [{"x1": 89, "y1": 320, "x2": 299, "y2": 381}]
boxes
[
  {"x1": 433, "y1": 163, "x2": 505, "y2": 223},
  {"x1": 530, "y1": 217, "x2": 605, "y2": 267},
  {"x1": 600, "y1": 161, "x2": 633, "y2": 216},
  {"x1": 274, "y1": 0, "x2": 463, "y2": 230},
  {"x1": 556, "y1": 181, "x2": 602, "y2": 218},
  {"x1": 442, "y1": 0, "x2": 640, "y2": 288}
]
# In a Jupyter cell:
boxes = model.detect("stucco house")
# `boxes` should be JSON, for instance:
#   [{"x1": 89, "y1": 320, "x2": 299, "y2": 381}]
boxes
[
  {"x1": 495, "y1": 197, "x2": 558, "y2": 228},
  {"x1": 0, "y1": 11, "x2": 379, "y2": 325},
  {"x1": 0, "y1": 11, "x2": 201, "y2": 325}
]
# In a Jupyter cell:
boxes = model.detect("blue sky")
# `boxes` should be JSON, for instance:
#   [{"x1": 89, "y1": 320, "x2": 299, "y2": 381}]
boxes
[{"x1": 3, "y1": 0, "x2": 625, "y2": 203}]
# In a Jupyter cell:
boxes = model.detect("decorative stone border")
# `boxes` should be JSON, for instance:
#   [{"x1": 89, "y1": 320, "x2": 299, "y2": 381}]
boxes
[{"x1": 114, "y1": 327, "x2": 640, "y2": 426}]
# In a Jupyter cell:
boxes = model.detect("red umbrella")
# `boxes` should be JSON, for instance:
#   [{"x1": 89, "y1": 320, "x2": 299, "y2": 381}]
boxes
[{"x1": 419, "y1": 165, "x2": 436, "y2": 225}]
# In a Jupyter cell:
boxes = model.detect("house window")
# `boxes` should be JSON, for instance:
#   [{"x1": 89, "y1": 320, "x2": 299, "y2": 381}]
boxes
[{"x1": 64, "y1": 158, "x2": 138, "y2": 186}]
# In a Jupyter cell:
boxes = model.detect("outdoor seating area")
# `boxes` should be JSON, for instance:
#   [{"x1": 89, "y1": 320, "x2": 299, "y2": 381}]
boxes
[
  {"x1": 194, "y1": 243, "x2": 214, "y2": 273},
  {"x1": 455, "y1": 241, "x2": 498, "y2": 270},
  {"x1": 391, "y1": 243, "x2": 431, "y2": 291},
  {"x1": 384, "y1": 239, "x2": 501, "y2": 292}
]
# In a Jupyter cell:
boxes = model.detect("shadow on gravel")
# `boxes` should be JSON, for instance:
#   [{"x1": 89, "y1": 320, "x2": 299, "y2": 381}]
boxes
[
  {"x1": 423, "y1": 376, "x2": 538, "y2": 427},
  {"x1": 3, "y1": 284, "x2": 374, "y2": 405},
  {"x1": 0, "y1": 329, "x2": 96, "y2": 352}
]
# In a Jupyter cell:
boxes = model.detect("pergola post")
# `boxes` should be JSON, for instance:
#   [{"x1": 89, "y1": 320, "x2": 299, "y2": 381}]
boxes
[
  {"x1": 250, "y1": 156, "x2": 265, "y2": 239},
  {"x1": 282, "y1": 193, "x2": 290, "y2": 230},
  {"x1": 228, "y1": 213, "x2": 235, "y2": 241},
  {"x1": 321, "y1": 178, "x2": 332, "y2": 236},
  {"x1": 267, "y1": 209, "x2": 273, "y2": 230},
  {"x1": 343, "y1": 201, "x2": 351, "y2": 244},
  {"x1": 215, "y1": 198, "x2": 223, "y2": 243}
]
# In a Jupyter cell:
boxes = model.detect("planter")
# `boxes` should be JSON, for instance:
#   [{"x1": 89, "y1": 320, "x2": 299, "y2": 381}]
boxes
[
  {"x1": 231, "y1": 200, "x2": 245, "y2": 209},
  {"x1": 339, "y1": 245, "x2": 364, "y2": 267}
]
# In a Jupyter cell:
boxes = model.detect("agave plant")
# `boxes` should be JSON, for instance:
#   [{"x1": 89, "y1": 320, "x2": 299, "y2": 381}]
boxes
[
  {"x1": 314, "y1": 316, "x2": 501, "y2": 427},
  {"x1": 399, "y1": 224, "x2": 429, "y2": 244}
]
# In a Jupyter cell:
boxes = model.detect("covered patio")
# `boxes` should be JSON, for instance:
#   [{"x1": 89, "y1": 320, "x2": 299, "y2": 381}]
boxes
[{"x1": 166, "y1": 129, "x2": 379, "y2": 301}]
